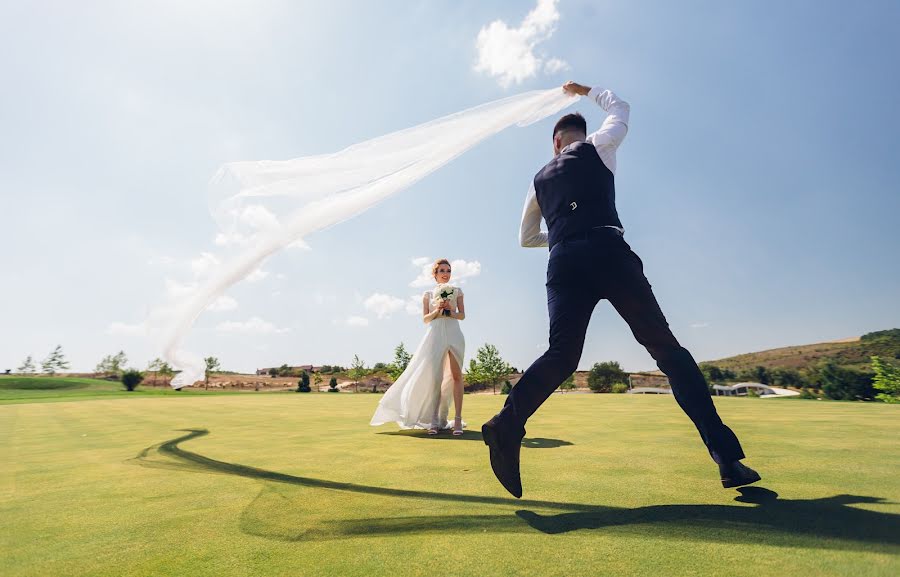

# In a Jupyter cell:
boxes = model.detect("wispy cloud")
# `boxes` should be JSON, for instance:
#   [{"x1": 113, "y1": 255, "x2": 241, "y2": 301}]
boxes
[
  {"x1": 206, "y1": 295, "x2": 238, "y2": 312},
  {"x1": 216, "y1": 316, "x2": 289, "y2": 334},
  {"x1": 363, "y1": 293, "x2": 406, "y2": 319},
  {"x1": 246, "y1": 268, "x2": 270, "y2": 283},
  {"x1": 690, "y1": 322, "x2": 711, "y2": 329},
  {"x1": 345, "y1": 316, "x2": 370, "y2": 328},
  {"x1": 474, "y1": 0, "x2": 567, "y2": 87},
  {"x1": 406, "y1": 294, "x2": 424, "y2": 316}
]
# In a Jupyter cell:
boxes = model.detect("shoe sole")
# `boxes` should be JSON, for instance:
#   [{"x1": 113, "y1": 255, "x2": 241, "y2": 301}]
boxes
[{"x1": 721, "y1": 471, "x2": 761, "y2": 488}]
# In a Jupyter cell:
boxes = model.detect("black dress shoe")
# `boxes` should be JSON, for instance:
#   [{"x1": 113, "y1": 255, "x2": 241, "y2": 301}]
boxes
[
  {"x1": 719, "y1": 461, "x2": 761, "y2": 488},
  {"x1": 482, "y1": 419, "x2": 523, "y2": 498}
]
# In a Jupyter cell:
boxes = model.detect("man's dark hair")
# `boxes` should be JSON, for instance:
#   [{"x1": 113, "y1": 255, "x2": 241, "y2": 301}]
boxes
[{"x1": 553, "y1": 112, "x2": 587, "y2": 139}]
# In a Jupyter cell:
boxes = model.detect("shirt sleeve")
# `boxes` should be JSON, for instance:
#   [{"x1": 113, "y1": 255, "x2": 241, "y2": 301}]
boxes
[
  {"x1": 518, "y1": 182, "x2": 549, "y2": 248},
  {"x1": 585, "y1": 87, "x2": 630, "y2": 174}
]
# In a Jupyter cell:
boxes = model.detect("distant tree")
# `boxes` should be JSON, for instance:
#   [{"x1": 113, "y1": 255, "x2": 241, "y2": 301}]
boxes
[
  {"x1": 121, "y1": 369, "x2": 143, "y2": 392},
  {"x1": 372, "y1": 362, "x2": 388, "y2": 372},
  {"x1": 17, "y1": 355, "x2": 36, "y2": 375},
  {"x1": 313, "y1": 372, "x2": 323, "y2": 392},
  {"x1": 559, "y1": 373, "x2": 576, "y2": 393},
  {"x1": 739, "y1": 365, "x2": 770, "y2": 384},
  {"x1": 588, "y1": 361, "x2": 627, "y2": 393},
  {"x1": 500, "y1": 380, "x2": 512, "y2": 394},
  {"x1": 816, "y1": 362, "x2": 875, "y2": 401},
  {"x1": 158, "y1": 361, "x2": 175, "y2": 382},
  {"x1": 278, "y1": 363, "x2": 292, "y2": 377},
  {"x1": 349, "y1": 355, "x2": 368, "y2": 392},
  {"x1": 328, "y1": 376, "x2": 339, "y2": 392},
  {"x1": 700, "y1": 363, "x2": 725, "y2": 383},
  {"x1": 96, "y1": 351, "x2": 128, "y2": 377},
  {"x1": 41, "y1": 345, "x2": 70, "y2": 376},
  {"x1": 297, "y1": 370, "x2": 311, "y2": 392},
  {"x1": 147, "y1": 357, "x2": 165, "y2": 384},
  {"x1": 204, "y1": 356, "x2": 220, "y2": 389},
  {"x1": 770, "y1": 367, "x2": 805, "y2": 388},
  {"x1": 871, "y1": 356, "x2": 900, "y2": 403},
  {"x1": 466, "y1": 344, "x2": 513, "y2": 394},
  {"x1": 389, "y1": 343, "x2": 412, "y2": 380},
  {"x1": 320, "y1": 365, "x2": 333, "y2": 374},
  {"x1": 268, "y1": 367, "x2": 278, "y2": 378}
]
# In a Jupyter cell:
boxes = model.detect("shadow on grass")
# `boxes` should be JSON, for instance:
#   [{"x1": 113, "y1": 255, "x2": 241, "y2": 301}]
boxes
[
  {"x1": 132, "y1": 429, "x2": 900, "y2": 551},
  {"x1": 517, "y1": 486, "x2": 900, "y2": 548},
  {"x1": 377, "y1": 429, "x2": 574, "y2": 448}
]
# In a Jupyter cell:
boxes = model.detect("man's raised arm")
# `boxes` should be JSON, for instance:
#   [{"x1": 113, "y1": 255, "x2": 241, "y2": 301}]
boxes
[{"x1": 563, "y1": 81, "x2": 630, "y2": 172}]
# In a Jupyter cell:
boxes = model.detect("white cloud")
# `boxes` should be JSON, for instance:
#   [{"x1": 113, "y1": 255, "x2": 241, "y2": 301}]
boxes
[
  {"x1": 690, "y1": 322, "x2": 710, "y2": 329},
  {"x1": 214, "y1": 204, "x2": 287, "y2": 248},
  {"x1": 246, "y1": 268, "x2": 270, "y2": 283},
  {"x1": 345, "y1": 316, "x2": 370, "y2": 327},
  {"x1": 543, "y1": 57, "x2": 569, "y2": 74},
  {"x1": 363, "y1": 293, "x2": 406, "y2": 319},
  {"x1": 411, "y1": 256, "x2": 431, "y2": 267},
  {"x1": 216, "y1": 316, "x2": 290, "y2": 335},
  {"x1": 238, "y1": 204, "x2": 280, "y2": 229},
  {"x1": 191, "y1": 252, "x2": 220, "y2": 278},
  {"x1": 406, "y1": 294, "x2": 424, "y2": 315},
  {"x1": 206, "y1": 295, "x2": 238, "y2": 312},
  {"x1": 288, "y1": 238, "x2": 311, "y2": 250},
  {"x1": 106, "y1": 321, "x2": 146, "y2": 336},
  {"x1": 474, "y1": 0, "x2": 567, "y2": 87},
  {"x1": 410, "y1": 258, "x2": 482, "y2": 288}
]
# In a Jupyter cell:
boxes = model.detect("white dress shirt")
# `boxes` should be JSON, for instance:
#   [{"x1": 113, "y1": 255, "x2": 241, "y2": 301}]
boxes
[{"x1": 519, "y1": 86, "x2": 631, "y2": 248}]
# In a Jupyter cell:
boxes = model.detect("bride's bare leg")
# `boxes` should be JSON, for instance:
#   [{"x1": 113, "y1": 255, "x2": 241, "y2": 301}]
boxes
[{"x1": 448, "y1": 352, "x2": 464, "y2": 434}]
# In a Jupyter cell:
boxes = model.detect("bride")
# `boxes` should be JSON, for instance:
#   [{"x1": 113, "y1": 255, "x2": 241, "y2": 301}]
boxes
[{"x1": 371, "y1": 258, "x2": 466, "y2": 435}]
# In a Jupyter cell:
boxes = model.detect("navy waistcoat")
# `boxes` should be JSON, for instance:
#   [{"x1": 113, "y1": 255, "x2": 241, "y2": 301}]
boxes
[{"x1": 533, "y1": 141, "x2": 623, "y2": 249}]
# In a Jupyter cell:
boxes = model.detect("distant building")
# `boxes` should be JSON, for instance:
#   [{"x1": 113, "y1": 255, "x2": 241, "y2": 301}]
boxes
[
  {"x1": 628, "y1": 373, "x2": 670, "y2": 389},
  {"x1": 255, "y1": 365, "x2": 321, "y2": 376},
  {"x1": 712, "y1": 382, "x2": 800, "y2": 398}
]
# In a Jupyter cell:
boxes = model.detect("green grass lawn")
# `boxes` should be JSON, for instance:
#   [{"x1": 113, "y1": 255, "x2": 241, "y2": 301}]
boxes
[
  {"x1": 1, "y1": 391, "x2": 898, "y2": 577},
  {"x1": 0, "y1": 376, "x2": 241, "y2": 404}
]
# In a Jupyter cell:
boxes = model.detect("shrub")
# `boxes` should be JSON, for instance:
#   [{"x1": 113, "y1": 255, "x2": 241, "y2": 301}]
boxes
[
  {"x1": 611, "y1": 382, "x2": 629, "y2": 394},
  {"x1": 328, "y1": 377, "x2": 340, "y2": 393},
  {"x1": 588, "y1": 361, "x2": 627, "y2": 393},
  {"x1": 121, "y1": 370, "x2": 143, "y2": 392},
  {"x1": 500, "y1": 380, "x2": 512, "y2": 395},
  {"x1": 297, "y1": 370, "x2": 311, "y2": 392}
]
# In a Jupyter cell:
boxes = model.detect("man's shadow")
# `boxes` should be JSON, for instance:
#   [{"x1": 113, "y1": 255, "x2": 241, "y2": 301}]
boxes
[
  {"x1": 132, "y1": 429, "x2": 899, "y2": 551},
  {"x1": 377, "y1": 430, "x2": 574, "y2": 448},
  {"x1": 515, "y1": 487, "x2": 899, "y2": 550}
]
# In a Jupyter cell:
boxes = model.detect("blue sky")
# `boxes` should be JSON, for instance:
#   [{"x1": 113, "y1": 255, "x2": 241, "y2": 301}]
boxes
[{"x1": 2, "y1": 0, "x2": 898, "y2": 375}]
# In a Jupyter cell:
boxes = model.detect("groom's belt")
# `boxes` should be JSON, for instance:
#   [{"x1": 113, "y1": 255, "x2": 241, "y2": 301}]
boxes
[{"x1": 560, "y1": 225, "x2": 624, "y2": 243}]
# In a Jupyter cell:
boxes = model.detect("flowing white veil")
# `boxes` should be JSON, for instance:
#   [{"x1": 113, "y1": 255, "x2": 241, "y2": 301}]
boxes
[{"x1": 152, "y1": 88, "x2": 578, "y2": 388}]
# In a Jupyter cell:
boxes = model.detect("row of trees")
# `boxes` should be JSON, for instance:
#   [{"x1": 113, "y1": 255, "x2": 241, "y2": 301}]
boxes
[{"x1": 16, "y1": 345, "x2": 70, "y2": 376}]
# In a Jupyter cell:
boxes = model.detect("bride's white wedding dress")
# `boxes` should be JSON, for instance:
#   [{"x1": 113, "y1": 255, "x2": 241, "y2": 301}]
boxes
[{"x1": 370, "y1": 287, "x2": 465, "y2": 429}]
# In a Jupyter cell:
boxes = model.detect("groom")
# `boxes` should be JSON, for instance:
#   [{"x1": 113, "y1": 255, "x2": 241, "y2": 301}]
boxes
[{"x1": 482, "y1": 81, "x2": 760, "y2": 498}]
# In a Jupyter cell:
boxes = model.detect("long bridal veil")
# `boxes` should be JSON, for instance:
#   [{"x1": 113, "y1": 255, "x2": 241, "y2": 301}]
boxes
[{"x1": 150, "y1": 88, "x2": 578, "y2": 387}]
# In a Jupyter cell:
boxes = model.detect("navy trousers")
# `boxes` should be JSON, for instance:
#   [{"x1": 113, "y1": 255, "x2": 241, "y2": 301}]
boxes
[{"x1": 499, "y1": 229, "x2": 745, "y2": 464}]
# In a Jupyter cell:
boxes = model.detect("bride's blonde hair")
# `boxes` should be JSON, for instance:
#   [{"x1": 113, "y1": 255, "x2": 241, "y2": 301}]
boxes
[{"x1": 432, "y1": 258, "x2": 451, "y2": 280}]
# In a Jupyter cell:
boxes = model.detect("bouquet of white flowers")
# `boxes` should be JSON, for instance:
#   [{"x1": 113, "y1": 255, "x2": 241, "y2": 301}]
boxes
[{"x1": 433, "y1": 284, "x2": 456, "y2": 317}]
